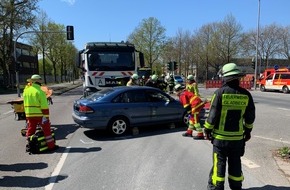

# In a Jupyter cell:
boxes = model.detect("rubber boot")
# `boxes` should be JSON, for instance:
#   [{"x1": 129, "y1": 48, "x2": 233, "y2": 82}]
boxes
[
  {"x1": 182, "y1": 129, "x2": 192, "y2": 137},
  {"x1": 193, "y1": 132, "x2": 205, "y2": 140}
]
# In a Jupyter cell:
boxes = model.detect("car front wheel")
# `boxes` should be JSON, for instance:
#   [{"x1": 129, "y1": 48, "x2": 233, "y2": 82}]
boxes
[{"x1": 108, "y1": 116, "x2": 129, "y2": 136}]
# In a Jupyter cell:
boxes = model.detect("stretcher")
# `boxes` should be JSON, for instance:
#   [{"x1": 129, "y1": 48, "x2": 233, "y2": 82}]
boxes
[{"x1": 7, "y1": 85, "x2": 53, "y2": 121}]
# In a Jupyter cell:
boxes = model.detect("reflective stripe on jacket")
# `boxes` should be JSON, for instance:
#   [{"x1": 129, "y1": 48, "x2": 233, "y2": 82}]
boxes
[
  {"x1": 179, "y1": 90, "x2": 204, "y2": 113},
  {"x1": 204, "y1": 82, "x2": 255, "y2": 141},
  {"x1": 186, "y1": 82, "x2": 199, "y2": 96},
  {"x1": 23, "y1": 83, "x2": 49, "y2": 118}
]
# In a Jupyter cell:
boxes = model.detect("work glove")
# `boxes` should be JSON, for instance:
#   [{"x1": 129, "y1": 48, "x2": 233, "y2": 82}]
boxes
[
  {"x1": 204, "y1": 128, "x2": 213, "y2": 141},
  {"x1": 42, "y1": 116, "x2": 49, "y2": 124}
]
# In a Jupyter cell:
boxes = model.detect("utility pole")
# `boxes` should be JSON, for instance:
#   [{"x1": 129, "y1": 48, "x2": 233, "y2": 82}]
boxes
[{"x1": 254, "y1": 0, "x2": 261, "y2": 90}]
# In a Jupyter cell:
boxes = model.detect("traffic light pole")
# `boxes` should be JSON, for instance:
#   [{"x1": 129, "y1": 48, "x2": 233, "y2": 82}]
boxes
[{"x1": 14, "y1": 28, "x2": 74, "y2": 97}]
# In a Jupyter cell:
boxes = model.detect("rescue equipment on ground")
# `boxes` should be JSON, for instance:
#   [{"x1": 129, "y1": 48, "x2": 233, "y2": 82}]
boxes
[{"x1": 25, "y1": 128, "x2": 55, "y2": 154}]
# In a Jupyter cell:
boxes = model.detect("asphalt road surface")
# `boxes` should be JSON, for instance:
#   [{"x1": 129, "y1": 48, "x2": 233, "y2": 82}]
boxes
[{"x1": 0, "y1": 86, "x2": 290, "y2": 190}]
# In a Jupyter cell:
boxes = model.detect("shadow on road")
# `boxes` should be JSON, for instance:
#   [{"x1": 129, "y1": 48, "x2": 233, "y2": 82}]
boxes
[
  {"x1": 246, "y1": 185, "x2": 290, "y2": 189},
  {"x1": 51, "y1": 123, "x2": 79, "y2": 141},
  {"x1": 83, "y1": 124, "x2": 187, "y2": 141},
  {"x1": 0, "y1": 175, "x2": 67, "y2": 188},
  {"x1": 0, "y1": 162, "x2": 48, "y2": 172}
]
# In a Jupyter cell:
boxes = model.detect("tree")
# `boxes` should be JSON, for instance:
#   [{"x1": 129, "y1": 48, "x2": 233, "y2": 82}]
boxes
[
  {"x1": 280, "y1": 26, "x2": 290, "y2": 62},
  {"x1": 127, "y1": 17, "x2": 166, "y2": 70},
  {"x1": 0, "y1": 0, "x2": 39, "y2": 86},
  {"x1": 214, "y1": 14, "x2": 243, "y2": 63},
  {"x1": 30, "y1": 10, "x2": 50, "y2": 84},
  {"x1": 259, "y1": 24, "x2": 283, "y2": 68}
]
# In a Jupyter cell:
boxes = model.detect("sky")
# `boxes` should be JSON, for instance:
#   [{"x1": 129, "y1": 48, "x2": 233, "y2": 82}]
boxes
[{"x1": 38, "y1": 0, "x2": 290, "y2": 50}]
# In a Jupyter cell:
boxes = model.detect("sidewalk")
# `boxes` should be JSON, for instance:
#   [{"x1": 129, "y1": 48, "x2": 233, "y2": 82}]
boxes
[{"x1": 0, "y1": 79, "x2": 82, "y2": 105}]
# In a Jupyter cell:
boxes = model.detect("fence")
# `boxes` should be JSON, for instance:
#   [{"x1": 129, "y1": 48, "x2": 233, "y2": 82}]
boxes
[{"x1": 205, "y1": 78, "x2": 253, "y2": 90}]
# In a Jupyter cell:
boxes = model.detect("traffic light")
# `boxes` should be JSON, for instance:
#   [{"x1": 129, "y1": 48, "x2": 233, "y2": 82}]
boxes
[
  {"x1": 173, "y1": 61, "x2": 178, "y2": 70},
  {"x1": 251, "y1": 57, "x2": 255, "y2": 69},
  {"x1": 167, "y1": 62, "x2": 174, "y2": 71},
  {"x1": 167, "y1": 62, "x2": 171, "y2": 71},
  {"x1": 66, "y1": 25, "x2": 74, "y2": 40}
]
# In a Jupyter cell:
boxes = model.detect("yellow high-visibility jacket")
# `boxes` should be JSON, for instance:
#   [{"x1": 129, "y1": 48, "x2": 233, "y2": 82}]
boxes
[
  {"x1": 23, "y1": 83, "x2": 49, "y2": 118},
  {"x1": 186, "y1": 82, "x2": 199, "y2": 96}
]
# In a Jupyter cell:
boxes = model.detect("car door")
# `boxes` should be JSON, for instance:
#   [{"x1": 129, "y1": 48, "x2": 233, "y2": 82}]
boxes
[
  {"x1": 145, "y1": 89, "x2": 182, "y2": 123},
  {"x1": 117, "y1": 90, "x2": 152, "y2": 125}
]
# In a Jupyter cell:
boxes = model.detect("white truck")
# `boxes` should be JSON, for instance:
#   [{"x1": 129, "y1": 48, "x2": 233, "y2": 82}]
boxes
[{"x1": 76, "y1": 41, "x2": 144, "y2": 97}]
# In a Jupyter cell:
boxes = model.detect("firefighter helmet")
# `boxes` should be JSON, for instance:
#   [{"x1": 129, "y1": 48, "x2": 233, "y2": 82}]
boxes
[
  {"x1": 151, "y1": 74, "x2": 158, "y2": 81},
  {"x1": 187, "y1": 74, "x2": 195, "y2": 81},
  {"x1": 131, "y1": 73, "x2": 139, "y2": 80},
  {"x1": 27, "y1": 74, "x2": 42, "y2": 82},
  {"x1": 222, "y1": 63, "x2": 241, "y2": 77},
  {"x1": 221, "y1": 63, "x2": 245, "y2": 82}
]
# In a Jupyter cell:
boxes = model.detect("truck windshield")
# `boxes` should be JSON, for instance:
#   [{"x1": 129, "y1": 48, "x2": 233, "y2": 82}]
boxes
[{"x1": 87, "y1": 52, "x2": 134, "y2": 71}]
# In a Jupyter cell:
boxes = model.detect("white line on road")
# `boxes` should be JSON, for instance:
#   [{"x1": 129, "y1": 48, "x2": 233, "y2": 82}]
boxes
[
  {"x1": 254, "y1": 135, "x2": 290, "y2": 145},
  {"x1": 241, "y1": 157, "x2": 260, "y2": 168},
  {"x1": 80, "y1": 139, "x2": 94, "y2": 144},
  {"x1": 277, "y1": 107, "x2": 290, "y2": 111},
  {"x1": 45, "y1": 147, "x2": 71, "y2": 190},
  {"x1": 3, "y1": 110, "x2": 13, "y2": 115}
]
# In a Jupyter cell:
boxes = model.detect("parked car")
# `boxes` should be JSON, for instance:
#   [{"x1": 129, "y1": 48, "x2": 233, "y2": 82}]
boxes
[
  {"x1": 174, "y1": 75, "x2": 184, "y2": 85},
  {"x1": 72, "y1": 86, "x2": 188, "y2": 136}
]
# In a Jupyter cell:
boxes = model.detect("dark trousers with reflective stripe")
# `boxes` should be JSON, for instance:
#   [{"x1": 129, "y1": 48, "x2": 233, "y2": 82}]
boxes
[{"x1": 208, "y1": 144, "x2": 244, "y2": 190}]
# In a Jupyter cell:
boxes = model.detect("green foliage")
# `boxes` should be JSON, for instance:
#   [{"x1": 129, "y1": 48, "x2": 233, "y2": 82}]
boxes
[
  {"x1": 277, "y1": 147, "x2": 290, "y2": 158},
  {"x1": 38, "y1": 58, "x2": 53, "y2": 75}
]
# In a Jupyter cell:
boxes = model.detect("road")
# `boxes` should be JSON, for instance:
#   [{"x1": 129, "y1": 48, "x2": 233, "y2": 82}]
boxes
[{"x1": 0, "y1": 86, "x2": 290, "y2": 190}]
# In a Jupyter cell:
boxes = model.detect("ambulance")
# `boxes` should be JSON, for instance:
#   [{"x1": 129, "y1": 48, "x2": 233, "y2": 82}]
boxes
[{"x1": 259, "y1": 67, "x2": 290, "y2": 93}]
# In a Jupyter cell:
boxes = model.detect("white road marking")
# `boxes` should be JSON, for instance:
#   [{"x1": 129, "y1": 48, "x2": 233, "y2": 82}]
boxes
[
  {"x1": 254, "y1": 135, "x2": 290, "y2": 145},
  {"x1": 241, "y1": 157, "x2": 260, "y2": 168},
  {"x1": 241, "y1": 135, "x2": 290, "y2": 169},
  {"x1": 277, "y1": 107, "x2": 290, "y2": 111},
  {"x1": 45, "y1": 147, "x2": 71, "y2": 190},
  {"x1": 3, "y1": 110, "x2": 14, "y2": 115},
  {"x1": 80, "y1": 139, "x2": 94, "y2": 144}
]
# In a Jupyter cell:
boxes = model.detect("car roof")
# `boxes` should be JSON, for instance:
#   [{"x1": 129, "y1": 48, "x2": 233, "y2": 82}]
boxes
[{"x1": 112, "y1": 85, "x2": 159, "y2": 91}]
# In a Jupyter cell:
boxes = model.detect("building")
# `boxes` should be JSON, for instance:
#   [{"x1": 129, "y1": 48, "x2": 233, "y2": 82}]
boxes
[{"x1": 8, "y1": 42, "x2": 39, "y2": 86}]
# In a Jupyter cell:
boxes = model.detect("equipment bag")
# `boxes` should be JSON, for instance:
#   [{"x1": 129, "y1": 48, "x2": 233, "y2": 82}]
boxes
[{"x1": 26, "y1": 129, "x2": 55, "y2": 154}]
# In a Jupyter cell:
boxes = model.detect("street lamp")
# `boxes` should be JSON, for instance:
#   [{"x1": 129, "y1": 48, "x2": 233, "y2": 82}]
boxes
[{"x1": 254, "y1": 0, "x2": 261, "y2": 90}]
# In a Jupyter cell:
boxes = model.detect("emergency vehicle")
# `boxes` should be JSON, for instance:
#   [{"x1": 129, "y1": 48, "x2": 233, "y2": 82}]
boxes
[
  {"x1": 259, "y1": 67, "x2": 290, "y2": 93},
  {"x1": 77, "y1": 42, "x2": 144, "y2": 97}
]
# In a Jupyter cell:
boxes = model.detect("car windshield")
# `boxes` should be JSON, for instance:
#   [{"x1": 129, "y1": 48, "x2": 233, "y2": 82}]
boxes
[{"x1": 86, "y1": 88, "x2": 114, "y2": 101}]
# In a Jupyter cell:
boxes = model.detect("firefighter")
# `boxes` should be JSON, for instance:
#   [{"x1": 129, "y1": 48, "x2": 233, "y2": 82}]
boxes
[
  {"x1": 23, "y1": 74, "x2": 57, "y2": 151},
  {"x1": 126, "y1": 73, "x2": 139, "y2": 86},
  {"x1": 174, "y1": 84, "x2": 205, "y2": 139},
  {"x1": 186, "y1": 74, "x2": 199, "y2": 96},
  {"x1": 145, "y1": 74, "x2": 159, "y2": 88},
  {"x1": 204, "y1": 63, "x2": 255, "y2": 190}
]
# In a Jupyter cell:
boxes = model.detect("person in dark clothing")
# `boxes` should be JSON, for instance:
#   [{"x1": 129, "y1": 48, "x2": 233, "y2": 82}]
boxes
[
  {"x1": 204, "y1": 63, "x2": 256, "y2": 190},
  {"x1": 145, "y1": 74, "x2": 159, "y2": 88}
]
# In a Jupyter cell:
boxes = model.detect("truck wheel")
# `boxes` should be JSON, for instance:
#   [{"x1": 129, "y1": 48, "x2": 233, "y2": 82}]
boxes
[
  {"x1": 282, "y1": 86, "x2": 289, "y2": 94},
  {"x1": 107, "y1": 116, "x2": 129, "y2": 136},
  {"x1": 260, "y1": 85, "x2": 266, "y2": 92}
]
